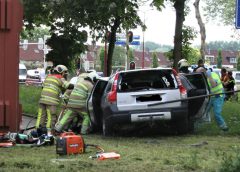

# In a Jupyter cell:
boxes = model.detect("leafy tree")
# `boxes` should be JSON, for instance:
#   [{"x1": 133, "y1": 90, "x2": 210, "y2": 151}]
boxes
[
  {"x1": 112, "y1": 46, "x2": 126, "y2": 67},
  {"x1": 99, "y1": 48, "x2": 105, "y2": 72},
  {"x1": 129, "y1": 48, "x2": 134, "y2": 63},
  {"x1": 23, "y1": 0, "x2": 145, "y2": 76},
  {"x1": 153, "y1": 0, "x2": 187, "y2": 70},
  {"x1": 237, "y1": 52, "x2": 240, "y2": 71},
  {"x1": 46, "y1": 33, "x2": 87, "y2": 69},
  {"x1": 21, "y1": 27, "x2": 50, "y2": 41},
  {"x1": 206, "y1": 41, "x2": 240, "y2": 51},
  {"x1": 165, "y1": 25, "x2": 198, "y2": 65},
  {"x1": 182, "y1": 25, "x2": 198, "y2": 59},
  {"x1": 203, "y1": 0, "x2": 235, "y2": 26},
  {"x1": 152, "y1": 52, "x2": 159, "y2": 68},
  {"x1": 217, "y1": 49, "x2": 222, "y2": 68},
  {"x1": 194, "y1": 0, "x2": 206, "y2": 59},
  {"x1": 141, "y1": 41, "x2": 161, "y2": 51}
]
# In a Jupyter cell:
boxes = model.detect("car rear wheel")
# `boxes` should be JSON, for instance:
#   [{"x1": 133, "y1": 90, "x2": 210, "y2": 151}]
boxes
[
  {"x1": 171, "y1": 117, "x2": 189, "y2": 135},
  {"x1": 102, "y1": 117, "x2": 114, "y2": 136}
]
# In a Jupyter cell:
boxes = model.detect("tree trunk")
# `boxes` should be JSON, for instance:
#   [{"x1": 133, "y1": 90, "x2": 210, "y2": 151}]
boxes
[
  {"x1": 193, "y1": 0, "x2": 206, "y2": 60},
  {"x1": 173, "y1": 0, "x2": 186, "y2": 70},
  {"x1": 107, "y1": 17, "x2": 121, "y2": 76}
]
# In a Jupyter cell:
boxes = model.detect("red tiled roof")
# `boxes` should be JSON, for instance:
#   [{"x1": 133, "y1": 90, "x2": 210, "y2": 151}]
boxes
[
  {"x1": 19, "y1": 44, "x2": 44, "y2": 61},
  {"x1": 205, "y1": 50, "x2": 238, "y2": 66}
]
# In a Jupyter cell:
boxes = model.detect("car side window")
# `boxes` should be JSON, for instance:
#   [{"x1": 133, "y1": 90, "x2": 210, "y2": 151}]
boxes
[{"x1": 105, "y1": 77, "x2": 113, "y2": 93}]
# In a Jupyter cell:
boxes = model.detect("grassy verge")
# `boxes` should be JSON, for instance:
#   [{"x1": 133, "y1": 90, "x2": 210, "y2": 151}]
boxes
[
  {"x1": 0, "y1": 135, "x2": 240, "y2": 171},
  {"x1": 19, "y1": 85, "x2": 42, "y2": 116},
  {"x1": 15, "y1": 86, "x2": 240, "y2": 171}
]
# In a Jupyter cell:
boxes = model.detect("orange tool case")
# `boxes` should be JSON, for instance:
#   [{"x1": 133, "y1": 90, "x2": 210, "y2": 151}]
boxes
[{"x1": 56, "y1": 132, "x2": 85, "y2": 155}]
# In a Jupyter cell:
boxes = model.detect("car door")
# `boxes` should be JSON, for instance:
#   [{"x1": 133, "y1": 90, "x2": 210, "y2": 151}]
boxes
[
  {"x1": 183, "y1": 72, "x2": 210, "y2": 119},
  {"x1": 87, "y1": 77, "x2": 109, "y2": 131}
]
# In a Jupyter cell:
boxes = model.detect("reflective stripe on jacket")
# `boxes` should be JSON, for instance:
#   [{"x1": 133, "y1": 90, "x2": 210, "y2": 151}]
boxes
[
  {"x1": 39, "y1": 74, "x2": 70, "y2": 105},
  {"x1": 207, "y1": 72, "x2": 224, "y2": 96},
  {"x1": 67, "y1": 77, "x2": 93, "y2": 109}
]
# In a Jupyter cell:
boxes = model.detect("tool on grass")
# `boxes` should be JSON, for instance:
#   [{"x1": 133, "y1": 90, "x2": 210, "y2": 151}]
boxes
[
  {"x1": 56, "y1": 132, "x2": 104, "y2": 155},
  {"x1": 56, "y1": 131, "x2": 120, "y2": 160},
  {"x1": 89, "y1": 152, "x2": 121, "y2": 160}
]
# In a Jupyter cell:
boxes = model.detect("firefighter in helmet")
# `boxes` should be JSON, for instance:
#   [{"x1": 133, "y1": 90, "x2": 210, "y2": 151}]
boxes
[
  {"x1": 55, "y1": 71, "x2": 99, "y2": 134},
  {"x1": 35, "y1": 65, "x2": 74, "y2": 135},
  {"x1": 178, "y1": 59, "x2": 190, "y2": 74}
]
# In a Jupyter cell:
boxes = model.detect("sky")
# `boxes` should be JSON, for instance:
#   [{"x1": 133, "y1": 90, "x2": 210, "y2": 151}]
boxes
[{"x1": 133, "y1": 1, "x2": 237, "y2": 46}]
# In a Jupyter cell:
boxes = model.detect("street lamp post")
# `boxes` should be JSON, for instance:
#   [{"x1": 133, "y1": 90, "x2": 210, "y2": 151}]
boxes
[
  {"x1": 140, "y1": 9, "x2": 153, "y2": 69},
  {"x1": 142, "y1": 22, "x2": 145, "y2": 69},
  {"x1": 20, "y1": 35, "x2": 51, "y2": 71}
]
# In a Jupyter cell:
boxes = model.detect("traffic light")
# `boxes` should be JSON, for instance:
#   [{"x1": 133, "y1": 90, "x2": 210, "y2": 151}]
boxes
[
  {"x1": 128, "y1": 31, "x2": 133, "y2": 43},
  {"x1": 129, "y1": 61, "x2": 136, "y2": 70},
  {"x1": 105, "y1": 31, "x2": 111, "y2": 42}
]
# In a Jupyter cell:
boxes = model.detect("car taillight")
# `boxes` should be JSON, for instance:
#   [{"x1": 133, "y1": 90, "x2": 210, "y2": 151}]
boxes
[
  {"x1": 172, "y1": 69, "x2": 187, "y2": 96},
  {"x1": 107, "y1": 73, "x2": 119, "y2": 103}
]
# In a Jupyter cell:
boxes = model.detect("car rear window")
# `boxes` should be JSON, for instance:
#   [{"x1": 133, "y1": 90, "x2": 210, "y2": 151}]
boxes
[{"x1": 118, "y1": 70, "x2": 177, "y2": 92}]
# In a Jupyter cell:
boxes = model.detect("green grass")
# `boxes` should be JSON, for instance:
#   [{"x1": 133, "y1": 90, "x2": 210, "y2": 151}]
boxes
[
  {"x1": 13, "y1": 86, "x2": 240, "y2": 171},
  {"x1": 19, "y1": 85, "x2": 42, "y2": 116},
  {"x1": 0, "y1": 135, "x2": 240, "y2": 171}
]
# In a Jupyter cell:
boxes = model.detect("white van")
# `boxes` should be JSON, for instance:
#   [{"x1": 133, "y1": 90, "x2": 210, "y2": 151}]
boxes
[{"x1": 19, "y1": 63, "x2": 27, "y2": 83}]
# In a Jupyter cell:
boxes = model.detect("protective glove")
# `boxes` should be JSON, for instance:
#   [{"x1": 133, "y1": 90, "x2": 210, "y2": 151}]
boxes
[{"x1": 206, "y1": 70, "x2": 211, "y2": 77}]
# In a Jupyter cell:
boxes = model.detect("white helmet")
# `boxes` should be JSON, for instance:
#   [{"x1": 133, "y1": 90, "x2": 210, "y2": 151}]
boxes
[
  {"x1": 87, "y1": 71, "x2": 99, "y2": 82},
  {"x1": 178, "y1": 59, "x2": 189, "y2": 69},
  {"x1": 54, "y1": 65, "x2": 68, "y2": 74}
]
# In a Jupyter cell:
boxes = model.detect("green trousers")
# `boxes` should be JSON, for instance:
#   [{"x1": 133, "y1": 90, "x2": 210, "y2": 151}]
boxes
[{"x1": 55, "y1": 108, "x2": 90, "y2": 134}]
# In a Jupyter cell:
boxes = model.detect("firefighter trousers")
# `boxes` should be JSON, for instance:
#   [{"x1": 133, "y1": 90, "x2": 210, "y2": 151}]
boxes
[
  {"x1": 55, "y1": 107, "x2": 90, "y2": 134},
  {"x1": 35, "y1": 103, "x2": 57, "y2": 132}
]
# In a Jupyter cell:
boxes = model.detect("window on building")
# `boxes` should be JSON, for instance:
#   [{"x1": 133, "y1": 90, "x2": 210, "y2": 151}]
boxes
[
  {"x1": 230, "y1": 57, "x2": 237, "y2": 64},
  {"x1": 205, "y1": 55, "x2": 215, "y2": 63}
]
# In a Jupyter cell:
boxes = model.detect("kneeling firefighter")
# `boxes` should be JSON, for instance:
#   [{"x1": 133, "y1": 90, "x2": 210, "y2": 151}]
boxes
[
  {"x1": 35, "y1": 65, "x2": 74, "y2": 135},
  {"x1": 55, "y1": 71, "x2": 99, "y2": 134}
]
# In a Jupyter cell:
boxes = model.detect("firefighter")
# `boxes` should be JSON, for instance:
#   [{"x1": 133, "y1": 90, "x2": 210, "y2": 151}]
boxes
[
  {"x1": 177, "y1": 59, "x2": 190, "y2": 74},
  {"x1": 35, "y1": 65, "x2": 74, "y2": 135},
  {"x1": 55, "y1": 71, "x2": 98, "y2": 134},
  {"x1": 196, "y1": 67, "x2": 228, "y2": 131},
  {"x1": 177, "y1": 59, "x2": 194, "y2": 90}
]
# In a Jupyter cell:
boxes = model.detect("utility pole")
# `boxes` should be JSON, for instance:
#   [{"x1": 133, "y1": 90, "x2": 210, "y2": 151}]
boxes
[
  {"x1": 125, "y1": 30, "x2": 129, "y2": 70},
  {"x1": 104, "y1": 32, "x2": 108, "y2": 76}
]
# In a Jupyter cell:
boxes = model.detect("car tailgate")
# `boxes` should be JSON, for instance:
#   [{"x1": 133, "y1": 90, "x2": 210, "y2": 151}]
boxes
[{"x1": 117, "y1": 89, "x2": 182, "y2": 111}]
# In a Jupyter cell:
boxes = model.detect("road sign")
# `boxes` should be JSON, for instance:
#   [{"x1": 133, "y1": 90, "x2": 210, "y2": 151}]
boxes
[
  {"x1": 115, "y1": 34, "x2": 140, "y2": 45},
  {"x1": 236, "y1": 0, "x2": 240, "y2": 28}
]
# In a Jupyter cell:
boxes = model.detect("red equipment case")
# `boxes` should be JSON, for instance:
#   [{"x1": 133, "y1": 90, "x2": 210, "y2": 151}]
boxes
[{"x1": 56, "y1": 132, "x2": 85, "y2": 155}]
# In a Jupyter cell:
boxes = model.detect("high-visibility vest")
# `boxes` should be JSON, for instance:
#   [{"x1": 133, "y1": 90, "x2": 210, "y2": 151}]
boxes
[
  {"x1": 207, "y1": 72, "x2": 224, "y2": 97},
  {"x1": 67, "y1": 77, "x2": 93, "y2": 109},
  {"x1": 39, "y1": 74, "x2": 70, "y2": 105}
]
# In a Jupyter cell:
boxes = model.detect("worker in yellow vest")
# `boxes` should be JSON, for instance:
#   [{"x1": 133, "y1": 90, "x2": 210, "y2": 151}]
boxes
[
  {"x1": 35, "y1": 65, "x2": 74, "y2": 135},
  {"x1": 196, "y1": 67, "x2": 228, "y2": 131},
  {"x1": 55, "y1": 71, "x2": 98, "y2": 134}
]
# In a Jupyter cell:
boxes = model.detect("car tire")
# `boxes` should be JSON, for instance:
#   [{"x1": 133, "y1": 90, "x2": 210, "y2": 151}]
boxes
[
  {"x1": 102, "y1": 117, "x2": 114, "y2": 136},
  {"x1": 188, "y1": 117, "x2": 195, "y2": 133},
  {"x1": 173, "y1": 117, "x2": 189, "y2": 135}
]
